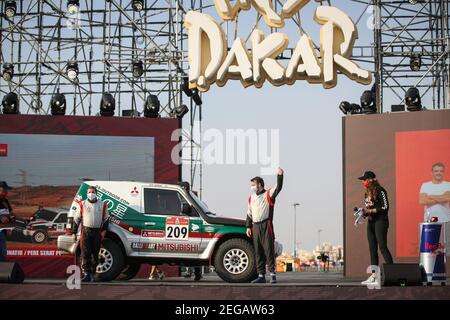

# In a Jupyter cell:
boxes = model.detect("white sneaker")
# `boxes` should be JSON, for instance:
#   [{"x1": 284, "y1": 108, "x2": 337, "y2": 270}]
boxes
[{"x1": 361, "y1": 273, "x2": 378, "y2": 285}]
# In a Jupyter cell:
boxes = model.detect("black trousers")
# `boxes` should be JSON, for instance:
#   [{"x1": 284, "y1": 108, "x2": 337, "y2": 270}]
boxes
[
  {"x1": 367, "y1": 217, "x2": 393, "y2": 266},
  {"x1": 80, "y1": 227, "x2": 101, "y2": 274},
  {"x1": 253, "y1": 220, "x2": 275, "y2": 275}
]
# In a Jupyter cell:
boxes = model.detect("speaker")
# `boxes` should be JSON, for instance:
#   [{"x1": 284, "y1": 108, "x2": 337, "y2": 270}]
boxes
[
  {"x1": 0, "y1": 262, "x2": 25, "y2": 283},
  {"x1": 382, "y1": 263, "x2": 423, "y2": 286}
]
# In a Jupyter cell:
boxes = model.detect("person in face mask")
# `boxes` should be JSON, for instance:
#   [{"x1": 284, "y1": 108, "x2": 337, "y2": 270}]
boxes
[
  {"x1": 358, "y1": 171, "x2": 393, "y2": 286},
  {"x1": 0, "y1": 182, "x2": 14, "y2": 262},
  {"x1": 246, "y1": 167, "x2": 284, "y2": 284},
  {"x1": 71, "y1": 186, "x2": 109, "y2": 282}
]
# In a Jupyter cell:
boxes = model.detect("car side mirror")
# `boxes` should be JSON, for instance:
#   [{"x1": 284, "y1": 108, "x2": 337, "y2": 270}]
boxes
[{"x1": 181, "y1": 203, "x2": 192, "y2": 215}]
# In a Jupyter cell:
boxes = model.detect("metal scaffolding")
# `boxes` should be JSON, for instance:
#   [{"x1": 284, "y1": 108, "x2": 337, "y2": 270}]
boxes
[
  {"x1": 0, "y1": 0, "x2": 207, "y2": 192},
  {"x1": 369, "y1": 0, "x2": 449, "y2": 112}
]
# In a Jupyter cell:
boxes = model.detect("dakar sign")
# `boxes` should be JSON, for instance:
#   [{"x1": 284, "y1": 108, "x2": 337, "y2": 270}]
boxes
[{"x1": 184, "y1": 0, "x2": 372, "y2": 92}]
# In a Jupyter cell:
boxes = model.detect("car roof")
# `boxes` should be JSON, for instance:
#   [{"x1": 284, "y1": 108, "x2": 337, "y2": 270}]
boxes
[{"x1": 88, "y1": 181, "x2": 183, "y2": 189}]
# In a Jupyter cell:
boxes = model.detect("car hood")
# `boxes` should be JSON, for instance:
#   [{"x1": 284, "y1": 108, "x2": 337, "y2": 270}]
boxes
[{"x1": 202, "y1": 214, "x2": 246, "y2": 227}]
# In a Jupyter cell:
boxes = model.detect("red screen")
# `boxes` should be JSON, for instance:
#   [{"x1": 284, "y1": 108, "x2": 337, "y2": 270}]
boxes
[{"x1": 395, "y1": 129, "x2": 450, "y2": 257}]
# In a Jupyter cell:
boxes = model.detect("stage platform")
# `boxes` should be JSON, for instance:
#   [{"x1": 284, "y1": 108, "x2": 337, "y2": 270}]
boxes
[{"x1": 1, "y1": 272, "x2": 449, "y2": 300}]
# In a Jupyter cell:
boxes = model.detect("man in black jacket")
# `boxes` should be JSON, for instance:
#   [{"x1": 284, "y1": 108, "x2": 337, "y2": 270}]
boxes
[{"x1": 0, "y1": 181, "x2": 14, "y2": 262}]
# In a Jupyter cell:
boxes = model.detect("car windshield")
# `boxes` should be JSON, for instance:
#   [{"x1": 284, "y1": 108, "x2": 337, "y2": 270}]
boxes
[{"x1": 189, "y1": 191, "x2": 214, "y2": 215}]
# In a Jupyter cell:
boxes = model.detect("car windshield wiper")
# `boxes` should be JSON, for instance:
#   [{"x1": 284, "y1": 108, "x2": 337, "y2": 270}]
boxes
[{"x1": 206, "y1": 211, "x2": 216, "y2": 216}]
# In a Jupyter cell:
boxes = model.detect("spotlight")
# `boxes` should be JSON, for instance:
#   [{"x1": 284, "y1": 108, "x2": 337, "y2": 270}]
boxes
[
  {"x1": 405, "y1": 87, "x2": 422, "y2": 111},
  {"x1": 5, "y1": 1, "x2": 16, "y2": 18},
  {"x1": 339, "y1": 101, "x2": 362, "y2": 115},
  {"x1": 181, "y1": 77, "x2": 193, "y2": 97},
  {"x1": 144, "y1": 94, "x2": 160, "y2": 118},
  {"x1": 2, "y1": 92, "x2": 19, "y2": 114},
  {"x1": 67, "y1": 0, "x2": 80, "y2": 15},
  {"x1": 2, "y1": 63, "x2": 14, "y2": 81},
  {"x1": 132, "y1": 60, "x2": 144, "y2": 78},
  {"x1": 132, "y1": 0, "x2": 144, "y2": 11},
  {"x1": 339, "y1": 101, "x2": 352, "y2": 115},
  {"x1": 192, "y1": 89, "x2": 202, "y2": 106},
  {"x1": 360, "y1": 90, "x2": 377, "y2": 114},
  {"x1": 170, "y1": 104, "x2": 189, "y2": 119},
  {"x1": 100, "y1": 93, "x2": 115, "y2": 117},
  {"x1": 50, "y1": 93, "x2": 66, "y2": 116},
  {"x1": 410, "y1": 53, "x2": 422, "y2": 71},
  {"x1": 66, "y1": 61, "x2": 78, "y2": 81}
]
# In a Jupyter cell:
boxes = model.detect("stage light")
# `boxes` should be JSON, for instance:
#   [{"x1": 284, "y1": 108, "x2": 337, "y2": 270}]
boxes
[
  {"x1": 66, "y1": 61, "x2": 78, "y2": 81},
  {"x1": 339, "y1": 101, "x2": 362, "y2": 115},
  {"x1": 132, "y1": 0, "x2": 144, "y2": 11},
  {"x1": 144, "y1": 94, "x2": 160, "y2": 118},
  {"x1": 4, "y1": 1, "x2": 16, "y2": 18},
  {"x1": 2, "y1": 92, "x2": 19, "y2": 114},
  {"x1": 132, "y1": 60, "x2": 144, "y2": 78},
  {"x1": 170, "y1": 104, "x2": 189, "y2": 119},
  {"x1": 67, "y1": 0, "x2": 80, "y2": 15},
  {"x1": 360, "y1": 90, "x2": 377, "y2": 114},
  {"x1": 405, "y1": 87, "x2": 422, "y2": 111},
  {"x1": 50, "y1": 93, "x2": 66, "y2": 116},
  {"x1": 192, "y1": 89, "x2": 202, "y2": 106},
  {"x1": 181, "y1": 77, "x2": 193, "y2": 97},
  {"x1": 339, "y1": 101, "x2": 352, "y2": 115},
  {"x1": 2, "y1": 63, "x2": 14, "y2": 81},
  {"x1": 100, "y1": 93, "x2": 115, "y2": 117},
  {"x1": 410, "y1": 53, "x2": 422, "y2": 71}
]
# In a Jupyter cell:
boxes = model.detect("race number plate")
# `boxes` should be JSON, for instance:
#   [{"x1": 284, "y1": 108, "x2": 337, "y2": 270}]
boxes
[{"x1": 165, "y1": 217, "x2": 189, "y2": 241}]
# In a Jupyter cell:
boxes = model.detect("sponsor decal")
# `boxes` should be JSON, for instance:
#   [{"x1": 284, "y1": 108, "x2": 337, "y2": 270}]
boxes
[
  {"x1": 131, "y1": 242, "x2": 156, "y2": 250},
  {"x1": 166, "y1": 216, "x2": 190, "y2": 241},
  {"x1": 7, "y1": 247, "x2": 72, "y2": 258},
  {"x1": 156, "y1": 243, "x2": 200, "y2": 252},
  {"x1": 0, "y1": 144, "x2": 8, "y2": 157},
  {"x1": 191, "y1": 224, "x2": 200, "y2": 232},
  {"x1": 204, "y1": 226, "x2": 215, "y2": 233},
  {"x1": 141, "y1": 230, "x2": 165, "y2": 238}
]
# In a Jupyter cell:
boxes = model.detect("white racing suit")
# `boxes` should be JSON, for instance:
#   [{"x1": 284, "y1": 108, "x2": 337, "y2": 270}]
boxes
[
  {"x1": 246, "y1": 174, "x2": 283, "y2": 275},
  {"x1": 72, "y1": 199, "x2": 109, "y2": 274}
]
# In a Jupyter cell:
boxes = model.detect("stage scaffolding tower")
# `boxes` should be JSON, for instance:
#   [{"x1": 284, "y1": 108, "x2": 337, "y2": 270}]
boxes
[
  {"x1": 360, "y1": 0, "x2": 449, "y2": 112},
  {"x1": 0, "y1": 0, "x2": 208, "y2": 194}
]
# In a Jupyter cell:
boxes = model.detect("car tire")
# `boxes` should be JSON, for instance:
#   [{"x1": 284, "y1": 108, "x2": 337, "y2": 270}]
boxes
[
  {"x1": 32, "y1": 230, "x2": 48, "y2": 243},
  {"x1": 214, "y1": 238, "x2": 257, "y2": 283},
  {"x1": 94, "y1": 238, "x2": 125, "y2": 282},
  {"x1": 116, "y1": 262, "x2": 141, "y2": 281}
]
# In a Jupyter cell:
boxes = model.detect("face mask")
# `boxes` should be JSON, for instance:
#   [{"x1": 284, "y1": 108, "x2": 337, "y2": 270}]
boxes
[
  {"x1": 87, "y1": 192, "x2": 97, "y2": 201},
  {"x1": 362, "y1": 180, "x2": 370, "y2": 188},
  {"x1": 250, "y1": 185, "x2": 258, "y2": 192}
]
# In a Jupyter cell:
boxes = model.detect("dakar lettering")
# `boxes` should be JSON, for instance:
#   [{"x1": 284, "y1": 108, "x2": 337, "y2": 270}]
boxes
[{"x1": 184, "y1": 0, "x2": 372, "y2": 92}]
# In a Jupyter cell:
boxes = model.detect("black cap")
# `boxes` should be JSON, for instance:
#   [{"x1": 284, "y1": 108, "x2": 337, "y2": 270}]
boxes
[
  {"x1": 358, "y1": 171, "x2": 376, "y2": 180},
  {"x1": 0, "y1": 181, "x2": 12, "y2": 190}
]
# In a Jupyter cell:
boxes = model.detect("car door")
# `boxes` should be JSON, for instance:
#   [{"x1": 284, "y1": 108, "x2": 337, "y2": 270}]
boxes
[
  {"x1": 139, "y1": 188, "x2": 202, "y2": 257},
  {"x1": 53, "y1": 212, "x2": 67, "y2": 236}
]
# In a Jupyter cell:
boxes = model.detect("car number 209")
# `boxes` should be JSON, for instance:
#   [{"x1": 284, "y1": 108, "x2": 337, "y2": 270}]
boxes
[{"x1": 165, "y1": 225, "x2": 188, "y2": 241}]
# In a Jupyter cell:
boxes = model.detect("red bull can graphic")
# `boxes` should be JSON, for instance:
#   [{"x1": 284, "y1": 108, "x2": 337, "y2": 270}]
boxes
[{"x1": 419, "y1": 222, "x2": 446, "y2": 285}]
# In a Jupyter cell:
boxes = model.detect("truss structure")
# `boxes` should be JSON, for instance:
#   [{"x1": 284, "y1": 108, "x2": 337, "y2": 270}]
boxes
[
  {"x1": 0, "y1": 0, "x2": 209, "y2": 192},
  {"x1": 371, "y1": 0, "x2": 450, "y2": 112}
]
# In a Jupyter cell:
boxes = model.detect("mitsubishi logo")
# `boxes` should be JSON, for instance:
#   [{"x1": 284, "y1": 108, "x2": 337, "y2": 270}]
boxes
[{"x1": 131, "y1": 187, "x2": 139, "y2": 197}]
